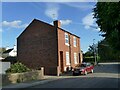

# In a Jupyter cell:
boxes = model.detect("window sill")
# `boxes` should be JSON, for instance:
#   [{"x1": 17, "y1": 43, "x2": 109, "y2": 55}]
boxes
[
  {"x1": 74, "y1": 63, "x2": 78, "y2": 64},
  {"x1": 65, "y1": 43, "x2": 70, "y2": 46},
  {"x1": 66, "y1": 63, "x2": 70, "y2": 65},
  {"x1": 74, "y1": 45, "x2": 77, "y2": 47}
]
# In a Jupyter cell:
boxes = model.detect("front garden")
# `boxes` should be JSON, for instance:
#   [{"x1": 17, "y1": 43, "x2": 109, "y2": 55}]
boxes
[{"x1": 2, "y1": 62, "x2": 44, "y2": 86}]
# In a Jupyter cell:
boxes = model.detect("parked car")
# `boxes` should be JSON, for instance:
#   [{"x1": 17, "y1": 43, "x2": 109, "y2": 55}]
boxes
[{"x1": 72, "y1": 62, "x2": 94, "y2": 75}]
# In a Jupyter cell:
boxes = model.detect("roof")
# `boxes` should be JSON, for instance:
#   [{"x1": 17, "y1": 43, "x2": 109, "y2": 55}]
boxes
[
  {"x1": 3, "y1": 48, "x2": 13, "y2": 54},
  {"x1": 18, "y1": 19, "x2": 80, "y2": 39},
  {"x1": 0, "y1": 57, "x2": 4, "y2": 60},
  {"x1": 36, "y1": 19, "x2": 80, "y2": 38},
  {"x1": 57, "y1": 27, "x2": 80, "y2": 38}
]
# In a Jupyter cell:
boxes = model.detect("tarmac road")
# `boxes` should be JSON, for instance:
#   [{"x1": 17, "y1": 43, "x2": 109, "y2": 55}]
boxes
[{"x1": 29, "y1": 62, "x2": 120, "y2": 88}]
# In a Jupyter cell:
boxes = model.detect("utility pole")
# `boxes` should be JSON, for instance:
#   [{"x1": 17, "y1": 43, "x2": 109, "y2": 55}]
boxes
[{"x1": 93, "y1": 39, "x2": 97, "y2": 65}]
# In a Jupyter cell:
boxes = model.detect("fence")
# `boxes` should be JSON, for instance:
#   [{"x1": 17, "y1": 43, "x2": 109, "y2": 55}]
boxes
[{"x1": 0, "y1": 62, "x2": 11, "y2": 74}]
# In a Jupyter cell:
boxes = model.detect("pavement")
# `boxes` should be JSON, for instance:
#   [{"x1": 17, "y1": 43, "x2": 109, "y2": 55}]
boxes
[
  {"x1": 1, "y1": 72, "x2": 86, "y2": 89},
  {"x1": 1, "y1": 76, "x2": 61, "y2": 89},
  {"x1": 1, "y1": 70, "x2": 73, "y2": 89},
  {"x1": 99, "y1": 62, "x2": 120, "y2": 65},
  {"x1": 1, "y1": 75, "x2": 85, "y2": 89}
]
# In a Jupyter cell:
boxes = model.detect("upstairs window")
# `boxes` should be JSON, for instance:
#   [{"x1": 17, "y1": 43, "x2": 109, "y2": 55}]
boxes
[
  {"x1": 73, "y1": 36, "x2": 77, "y2": 47},
  {"x1": 65, "y1": 33, "x2": 69, "y2": 46}
]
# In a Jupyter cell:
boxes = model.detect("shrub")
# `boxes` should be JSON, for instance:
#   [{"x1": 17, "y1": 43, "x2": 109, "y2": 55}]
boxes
[
  {"x1": 6, "y1": 62, "x2": 31, "y2": 73},
  {"x1": 83, "y1": 57, "x2": 95, "y2": 63}
]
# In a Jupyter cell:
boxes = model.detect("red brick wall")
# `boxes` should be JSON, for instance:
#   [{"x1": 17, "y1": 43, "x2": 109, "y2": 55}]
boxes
[
  {"x1": 57, "y1": 29, "x2": 69, "y2": 73},
  {"x1": 57, "y1": 29, "x2": 81, "y2": 73},
  {"x1": 70, "y1": 35, "x2": 81, "y2": 68},
  {"x1": 17, "y1": 19, "x2": 58, "y2": 75}
]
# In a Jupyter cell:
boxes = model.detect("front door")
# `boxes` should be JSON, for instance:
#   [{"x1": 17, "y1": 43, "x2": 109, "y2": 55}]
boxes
[
  {"x1": 79, "y1": 53, "x2": 81, "y2": 63},
  {"x1": 60, "y1": 51, "x2": 64, "y2": 72}
]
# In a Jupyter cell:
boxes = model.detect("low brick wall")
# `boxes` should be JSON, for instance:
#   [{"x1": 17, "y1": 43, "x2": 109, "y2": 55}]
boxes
[
  {"x1": 2, "y1": 67, "x2": 44, "y2": 85},
  {"x1": 44, "y1": 66, "x2": 58, "y2": 75}
]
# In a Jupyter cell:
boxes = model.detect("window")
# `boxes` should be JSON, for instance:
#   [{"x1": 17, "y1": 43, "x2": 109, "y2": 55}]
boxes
[
  {"x1": 66, "y1": 52, "x2": 70, "y2": 65},
  {"x1": 74, "y1": 52, "x2": 78, "y2": 64},
  {"x1": 73, "y1": 36, "x2": 77, "y2": 47},
  {"x1": 65, "y1": 33, "x2": 69, "y2": 46}
]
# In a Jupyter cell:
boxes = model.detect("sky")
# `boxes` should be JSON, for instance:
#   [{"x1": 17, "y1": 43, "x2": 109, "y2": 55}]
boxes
[{"x1": 1, "y1": 1, "x2": 104, "y2": 53}]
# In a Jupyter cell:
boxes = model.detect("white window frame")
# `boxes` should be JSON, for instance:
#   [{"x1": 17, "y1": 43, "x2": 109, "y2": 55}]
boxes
[
  {"x1": 66, "y1": 52, "x2": 70, "y2": 65},
  {"x1": 64, "y1": 67, "x2": 67, "y2": 71},
  {"x1": 73, "y1": 36, "x2": 77, "y2": 47},
  {"x1": 65, "y1": 33, "x2": 69, "y2": 46},
  {"x1": 74, "y1": 52, "x2": 78, "y2": 64}
]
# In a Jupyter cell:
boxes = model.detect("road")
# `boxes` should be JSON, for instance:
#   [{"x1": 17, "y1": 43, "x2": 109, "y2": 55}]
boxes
[{"x1": 28, "y1": 62, "x2": 120, "y2": 88}]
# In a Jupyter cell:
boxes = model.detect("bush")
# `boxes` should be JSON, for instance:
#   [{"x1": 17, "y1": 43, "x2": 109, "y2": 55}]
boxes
[
  {"x1": 83, "y1": 56, "x2": 100, "y2": 63},
  {"x1": 6, "y1": 62, "x2": 31, "y2": 73},
  {"x1": 83, "y1": 57, "x2": 95, "y2": 63}
]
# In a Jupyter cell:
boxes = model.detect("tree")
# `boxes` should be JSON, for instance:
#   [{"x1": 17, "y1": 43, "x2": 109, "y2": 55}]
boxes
[
  {"x1": 98, "y1": 39, "x2": 120, "y2": 61},
  {"x1": 84, "y1": 44, "x2": 96, "y2": 57},
  {"x1": 0, "y1": 47, "x2": 6, "y2": 56},
  {"x1": 93, "y1": 2, "x2": 120, "y2": 53},
  {"x1": 83, "y1": 44, "x2": 98, "y2": 63},
  {"x1": 0, "y1": 47, "x2": 6, "y2": 53}
]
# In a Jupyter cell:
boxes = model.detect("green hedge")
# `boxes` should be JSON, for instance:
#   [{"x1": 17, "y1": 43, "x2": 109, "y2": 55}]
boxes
[
  {"x1": 83, "y1": 56, "x2": 100, "y2": 64},
  {"x1": 6, "y1": 62, "x2": 31, "y2": 73},
  {"x1": 83, "y1": 57, "x2": 95, "y2": 63}
]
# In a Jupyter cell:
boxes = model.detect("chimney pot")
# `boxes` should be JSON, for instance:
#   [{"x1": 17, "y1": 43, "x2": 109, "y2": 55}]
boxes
[{"x1": 53, "y1": 20, "x2": 61, "y2": 28}]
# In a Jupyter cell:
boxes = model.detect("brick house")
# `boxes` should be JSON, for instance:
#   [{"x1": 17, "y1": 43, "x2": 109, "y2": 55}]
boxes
[{"x1": 17, "y1": 19, "x2": 83, "y2": 75}]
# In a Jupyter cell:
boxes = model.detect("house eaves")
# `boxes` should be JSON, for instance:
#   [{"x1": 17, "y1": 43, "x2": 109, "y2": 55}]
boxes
[{"x1": 3, "y1": 48, "x2": 13, "y2": 54}]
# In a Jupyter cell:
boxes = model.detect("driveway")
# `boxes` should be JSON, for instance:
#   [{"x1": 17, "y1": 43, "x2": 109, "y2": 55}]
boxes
[{"x1": 25, "y1": 62, "x2": 120, "y2": 88}]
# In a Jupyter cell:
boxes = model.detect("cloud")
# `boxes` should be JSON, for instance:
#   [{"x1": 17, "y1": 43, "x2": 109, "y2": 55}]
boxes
[
  {"x1": 45, "y1": 3, "x2": 59, "y2": 20},
  {"x1": 2, "y1": 20, "x2": 28, "y2": 28},
  {"x1": 82, "y1": 13, "x2": 95, "y2": 29},
  {"x1": 49, "y1": 19, "x2": 72, "y2": 26},
  {"x1": 82, "y1": 13, "x2": 100, "y2": 31},
  {"x1": 64, "y1": 3, "x2": 94, "y2": 10},
  {"x1": 0, "y1": 28, "x2": 2, "y2": 32},
  {"x1": 60, "y1": 19, "x2": 72, "y2": 25},
  {"x1": 95, "y1": 27, "x2": 100, "y2": 31}
]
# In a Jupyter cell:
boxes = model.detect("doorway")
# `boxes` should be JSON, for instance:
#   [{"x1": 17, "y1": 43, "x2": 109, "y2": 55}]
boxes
[
  {"x1": 60, "y1": 51, "x2": 64, "y2": 72},
  {"x1": 79, "y1": 53, "x2": 81, "y2": 63}
]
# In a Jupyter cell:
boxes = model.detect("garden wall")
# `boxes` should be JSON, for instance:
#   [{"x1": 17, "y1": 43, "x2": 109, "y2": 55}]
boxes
[{"x1": 2, "y1": 67, "x2": 44, "y2": 86}]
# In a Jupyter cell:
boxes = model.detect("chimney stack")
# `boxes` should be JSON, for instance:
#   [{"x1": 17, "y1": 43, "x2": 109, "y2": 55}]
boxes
[{"x1": 53, "y1": 20, "x2": 61, "y2": 28}]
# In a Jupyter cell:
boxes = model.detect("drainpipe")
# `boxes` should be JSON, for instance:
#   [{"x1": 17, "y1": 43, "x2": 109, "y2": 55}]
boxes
[{"x1": 69, "y1": 34, "x2": 72, "y2": 70}]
